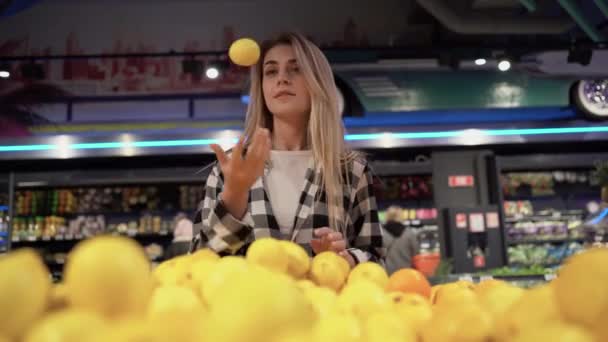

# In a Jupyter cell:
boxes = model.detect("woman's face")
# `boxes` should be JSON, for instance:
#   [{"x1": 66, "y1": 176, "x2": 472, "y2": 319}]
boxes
[{"x1": 262, "y1": 44, "x2": 311, "y2": 122}]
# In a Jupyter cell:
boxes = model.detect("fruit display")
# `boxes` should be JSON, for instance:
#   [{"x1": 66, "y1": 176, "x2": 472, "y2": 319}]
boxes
[
  {"x1": 10, "y1": 214, "x2": 173, "y2": 241},
  {"x1": 502, "y1": 170, "x2": 598, "y2": 198},
  {"x1": 378, "y1": 207, "x2": 437, "y2": 223},
  {"x1": 1, "y1": 236, "x2": 606, "y2": 342},
  {"x1": 15, "y1": 184, "x2": 205, "y2": 217},
  {"x1": 507, "y1": 243, "x2": 584, "y2": 267}
]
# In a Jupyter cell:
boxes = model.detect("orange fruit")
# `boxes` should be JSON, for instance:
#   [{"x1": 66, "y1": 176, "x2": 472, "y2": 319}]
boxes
[{"x1": 386, "y1": 268, "x2": 431, "y2": 298}]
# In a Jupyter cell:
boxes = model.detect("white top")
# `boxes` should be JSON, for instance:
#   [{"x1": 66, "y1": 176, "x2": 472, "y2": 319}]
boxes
[{"x1": 264, "y1": 150, "x2": 312, "y2": 236}]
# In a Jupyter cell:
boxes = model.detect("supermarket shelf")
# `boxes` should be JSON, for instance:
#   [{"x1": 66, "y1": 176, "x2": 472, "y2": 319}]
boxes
[
  {"x1": 11, "y1": 232, "x2": 173, "y2": 246},
  {"x1": 507, "y1": 238, "x2": 585, "y2": 245},
  {"x1": 429, "y1": 272, "x2": 555, "y2": 285},
  {"x1": 370, "y1": 160, "x2": 432, "y2": 176},
  {"x1": 14, "y1": 167, "x2": 208, "y2": 188},
  {"x1": 15, "y1": 210, "x2": 184, "y2": 218},
  {"x1": 505, "y1": 214, "x2": 584, "y2": 223},
  {"x1": 497, "y1": 153, "x2": 608, "y2": 172}
]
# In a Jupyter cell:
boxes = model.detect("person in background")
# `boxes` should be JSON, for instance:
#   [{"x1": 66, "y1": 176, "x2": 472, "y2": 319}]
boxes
[
  {"x1": 384, "y1": 206, "x2": 419, "y2": 274},
  {"x1": 164, "y1": 212, "x2": 194, "y2": 259},
  {"x1": 190, "y1": 32, "x2": 384, "y2": 266}
]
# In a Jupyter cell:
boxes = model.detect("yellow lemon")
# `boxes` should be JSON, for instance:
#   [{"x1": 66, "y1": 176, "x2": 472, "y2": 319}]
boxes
[
  {"x1": 24, "y1": 309, "x2": 107, "y2": 342},
  {"x1": 337, "y1": 280, "x2": 392, "y2": 321},
  {"x1": 302, "y1": 285, "x2": 337, "y2": 318},
  {"x1": 365, "y1": 311, "x2": 417, "y2": 342},
  {"x1": 433, "y1": 281, "x2": 478, "y2": 308},
  {"x1": 495, "y1": 284, "x2": 564, "y2": 340},
  {"x1": 280, "y1": 240, "x2": 311, "y2": 279},
  {"x1": 388, "y1": 292, "x2": 432, "y2": 336},
  {"x1": 0, "y1": 248, "x2": 51, "y2": 340},
  {"x1": 63, "y1": 236, "x2": 153, "y2": 319},
  {"x1": 315, "y1": 312, "x2": 363, "y2": 342},
  {"x1": 347, "y1": 261, "x2": 389, "y2": 288},
  {"x1": 205, "y1": 266, "x2": 315, "y2": 342},
  {"x1": 147, "y1": 285, "x2": 206, "y2": 319},
  {"x1": 199, "y1": 256, "x2": 249, "y2": 305},
  {"x1": 309, "y1": 251, "x2": 349, "y2": 292},
  {"x1": 228, "y1": 38, "x2": 261, "y2": 66},
  {"x1": 477, "y1": 282, "x2": 524, "y2": 319},
  {"x1": 554, "y1": 248, "x2": 608, "y2": 327},
  {"x1": 422, "y1": 303, "x2": 493, "y2": 342},
  {"x1": 512, "y1": 321, "x2": 594, "y2": 342},
  {"x1": 246, "y1": 238, "x2": 289, "y2": 274}
]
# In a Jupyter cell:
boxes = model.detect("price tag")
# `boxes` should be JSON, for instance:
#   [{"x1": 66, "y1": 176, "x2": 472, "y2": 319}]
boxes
[
  {"x1": 74, "y1": 234, "x2": 83, "y2": 240},
  {"x1": 544, "y1": 274, "x2": 556, "y2": 281},
  {"x1": 11, "y1": 237, "x2": 20, "y2": 242},
  {"x1": 42, "y1": 236, "x2": 51, "y2": 241},
  {"x1": 403, "y1": 220, "x2": 411, "y2": 226},
  {"x1": 480, "y1": 275, "x2": 494, "y2": 281},
  {"x1": 552, "y1": 212, "x2": 561, "y2": 219},
  {"x1": 458, "y1": 275, "x2": 474, "y2": 282},
  {"x1": 65, "y1": 234, "x2": 74, "y2": 240},
  {"x1": 55, "y1": 235, "x2": 64, "y2": 240},
  {"x1": 159, "y1": 231, "x2": 168, "y2": 235},
  {"x1": 27, "y1": 236, "x2": 37, "y2": 241},
  {"x1": 127, "y1": 231, "x2": 137, "y2": 237},
  {"x1": 412, "y1": 220, "x2": 421, "y2": 225}
]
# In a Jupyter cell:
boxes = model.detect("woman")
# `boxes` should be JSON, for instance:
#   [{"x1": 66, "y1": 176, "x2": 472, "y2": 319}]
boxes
[
  {"x1": 382, "y1": 206, "x2": 419, "y2": 274},
  {"x1": 190, "y1": 33, "x2": 384, "y2": 266}
]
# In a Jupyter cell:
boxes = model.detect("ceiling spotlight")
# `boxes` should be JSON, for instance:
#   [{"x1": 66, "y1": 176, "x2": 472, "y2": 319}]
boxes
[
  {"x1": 0, "y1": 63, "x2": 10, "y2": 78},
  {"x1": 205, "y1": 66, "x2": 219, "y2": 79},
  {"x1": 204, "y1": 59, "x2": 229, "y2": 80},
  {"x1": 498, "y1": 59, "x2": 511, "y2": 72},
  {"x1": 474, "y1": 58, "x2": 487, "y2": 66}
]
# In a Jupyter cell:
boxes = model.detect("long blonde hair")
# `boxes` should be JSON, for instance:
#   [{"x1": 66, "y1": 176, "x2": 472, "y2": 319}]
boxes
[{"x1": 243, "y1": 32, "x2": 357, "y2": 234}]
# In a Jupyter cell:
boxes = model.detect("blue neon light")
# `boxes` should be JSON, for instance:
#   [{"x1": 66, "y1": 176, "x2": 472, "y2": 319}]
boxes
[
  {"x1": 71, "y1": 142, "x2": 125, "y2": 149},
  {"x1": 133, "y1": 139, "x2": 218, "y2": 147},
  {"x1": 588, "y1": 208, "x2": 608, "y2": 225},
  {"x1": 0, "y1": 144, "x2": 55, "y2": 152},
  {"x1": 485, "y1": 126, "x2": 608, "y2": 136},
  {"x1": 0, "y1": 205, "x2": 8, "y2": 211},
  {"x1": 241, "y1": 95, "x2": 250, "y2": 104},
  {"x1": 1, "y1": 126, "x2": 607, "y2": 152}
]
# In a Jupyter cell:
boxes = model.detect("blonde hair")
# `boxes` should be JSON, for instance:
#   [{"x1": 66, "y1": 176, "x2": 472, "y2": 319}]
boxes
[
  {"x1": 384, "y1": 206, "x2": 402, "y2": 222},
  {"x1": 243, "y1": 32, "x2": 357, "y2": 234}
]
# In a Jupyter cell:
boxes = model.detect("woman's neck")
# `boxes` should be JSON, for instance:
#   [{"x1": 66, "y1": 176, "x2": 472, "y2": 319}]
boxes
[{"x1": 271, "y1": 117, "x2": 308, "y2": 151}]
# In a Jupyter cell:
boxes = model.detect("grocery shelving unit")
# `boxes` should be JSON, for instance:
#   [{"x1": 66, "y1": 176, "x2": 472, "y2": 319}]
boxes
[
  {"x1": 5, "y1": 166, "x2": 214, "y2": 279},
  {"x1": 496, "y1": 152, "x2": 608, "y2": 269}
]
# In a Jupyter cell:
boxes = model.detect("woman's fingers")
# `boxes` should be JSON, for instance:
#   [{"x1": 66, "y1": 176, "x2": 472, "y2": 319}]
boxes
[{"x1": 210, "y1": 144, "x2": 228, "y2": 167}]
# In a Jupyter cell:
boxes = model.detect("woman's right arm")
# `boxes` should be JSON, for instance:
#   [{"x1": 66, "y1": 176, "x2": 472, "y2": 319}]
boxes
[{"x1": 191, "y1": 164, "x2": 254, "y2": 254}]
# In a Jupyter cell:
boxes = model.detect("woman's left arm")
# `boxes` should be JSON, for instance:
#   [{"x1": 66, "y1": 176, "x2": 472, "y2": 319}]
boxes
[{"x1": 346, "y1": 161, "x2": 386, "y2": 264}]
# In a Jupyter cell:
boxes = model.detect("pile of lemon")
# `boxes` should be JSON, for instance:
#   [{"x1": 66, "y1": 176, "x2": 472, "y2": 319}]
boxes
[{"x1": 1, "y1": 235, "x2": 607, "y2": 342}]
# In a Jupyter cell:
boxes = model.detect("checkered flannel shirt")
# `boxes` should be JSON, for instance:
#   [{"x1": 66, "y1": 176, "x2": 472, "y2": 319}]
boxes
[{"x1": 190, "y1": 156, "x2": 385, "y2": 264}]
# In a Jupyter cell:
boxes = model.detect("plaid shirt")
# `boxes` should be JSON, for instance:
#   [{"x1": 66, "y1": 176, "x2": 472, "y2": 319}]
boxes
[{"x1": 190, "y1": 157, "x2": 385, "y2": 264}]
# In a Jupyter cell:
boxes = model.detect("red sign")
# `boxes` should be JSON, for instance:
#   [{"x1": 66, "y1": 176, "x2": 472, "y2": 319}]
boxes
[
  {"x1": 448, "y1": 175, "x2": 475, "y2": 187},
  {"x1": 456, "y1": 213, "x2": 467, "y2": 229},
  {"x1": 474, "y1": 255, "x2": 486, "y2": 268}
]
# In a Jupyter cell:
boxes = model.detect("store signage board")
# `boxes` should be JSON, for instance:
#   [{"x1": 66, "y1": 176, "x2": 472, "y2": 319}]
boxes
[
  {"x1": 486, "y1": 212, "x2": 499, "y2": 229},
  {"x1": 456, "y1": 213, "x2": 468, "y2": 229},
  {"x1": 469, "y1": 213, "x2": 486, "y2": 232},
  {"x1": 448, "y1": 175, "x2": 474, "y2": 187}
]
